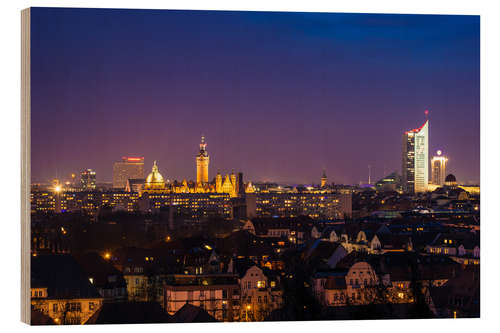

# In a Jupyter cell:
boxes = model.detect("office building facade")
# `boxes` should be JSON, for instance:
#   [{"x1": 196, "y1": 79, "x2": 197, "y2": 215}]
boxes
[
  {"x1": 80, "y1": 169, "x2": 97, "y2": 191},
  {"x1": 402, "y1": 120, "x2": 429, "y2": 193},
  {"x1": 113, "y1": 156, "x2": 145, "y2": 189}
]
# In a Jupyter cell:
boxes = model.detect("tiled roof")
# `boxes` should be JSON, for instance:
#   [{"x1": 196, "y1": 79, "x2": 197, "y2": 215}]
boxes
[
  {"x1": 172, "y1": 303, "x2": 218, "y2": 323},
  {"x1": 31, "y1": 254, "x2": 102, "y2": 299},
  {"x1": 87, "y1": 302, "x2": 172, "y2": 324}
]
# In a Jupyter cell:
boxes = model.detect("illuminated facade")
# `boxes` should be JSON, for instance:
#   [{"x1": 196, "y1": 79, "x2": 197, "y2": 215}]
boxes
[
  {"x1": 141, "y1": 192, "x2": 232, "y2": 221},
  {"x1": 321, "y1": 170, "x2": 328, "y2": 188},
  {"x1": 144, "y1": 160, "x2": 166, "y2": 191},
  {"x1": 251, "y1": 192, "x2": 352, "y2": 219},
  {"x1": 80, "y1": 169, "x2": 97, "y2": 191},
  {"x1": 31, "y1": 190, "x2": 140, "y2": 215},
  {"x1": 196, "y1": 136, "x2": 210, "y2": 184},
  {"x1": 163, "y1": 274, "x2": 241, "y2": 322},
  {"x1": 141, "y1": 159, "x2": 240, "y2": 197},
  {"x1": 402, "y1": 119, "x2": 428, "y2": 193},
  {"x1": 112, "y1": 156, "x2": 144, "y2": 189},
  {"x1": 431, "y1": 150, "x2": 448, "y2": 186}
]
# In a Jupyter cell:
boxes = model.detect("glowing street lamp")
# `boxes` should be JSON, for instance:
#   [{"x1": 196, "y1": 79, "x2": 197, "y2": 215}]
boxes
[
  {"x1": 103, "y1": 252, "x2": 111, "y2": 260},
  {"x1": 245, "y1": 304, "x2": 251, "y2": 321}
]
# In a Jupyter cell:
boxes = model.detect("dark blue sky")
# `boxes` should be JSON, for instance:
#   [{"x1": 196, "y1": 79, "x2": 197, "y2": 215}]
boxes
[{"x1": 30, "y1": 8, "x2": 480, "y2": 185}]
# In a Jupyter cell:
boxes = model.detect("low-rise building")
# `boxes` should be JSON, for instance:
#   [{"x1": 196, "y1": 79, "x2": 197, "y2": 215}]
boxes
[
  {"x1": 31, "y1": 254, "x2": 103, "y2": 325},
  {"x1": 163, "y1": 274, "x2": 241, "y2": 322}
]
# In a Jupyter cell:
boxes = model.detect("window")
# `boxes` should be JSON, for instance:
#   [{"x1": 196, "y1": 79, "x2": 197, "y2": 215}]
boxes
[
  {"x1": 350, "y1": 279, "x2": 353, "y2": 285},
  {"x1": 222, "y1": 290, "x2": 228, "y2": 299},
  {"x1": 67, "y1": 302, "x2": 81, "y2": 312},
  {"x1": 52, "y1": 303, "x2": 58, "y2": 313},
  {"x1": 258, "y1": 296, "x2": 262, "y2": 303}
]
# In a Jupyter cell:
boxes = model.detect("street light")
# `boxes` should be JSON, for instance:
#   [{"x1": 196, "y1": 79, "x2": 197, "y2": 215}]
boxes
[{"x1": 245, "y1": 304, "x2": 251, "y2": 321}]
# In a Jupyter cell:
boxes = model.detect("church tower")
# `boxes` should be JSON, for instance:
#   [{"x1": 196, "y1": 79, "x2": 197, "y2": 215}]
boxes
[
  {"x1": 321, "y1": 169, "x2": 327, "y2": 188},
  {"x1": 216, "y1": 172, "x2": 223, "y2": 193},
  {"x1": 196, "y1": 136, "x2": 210, "y2": 184}
]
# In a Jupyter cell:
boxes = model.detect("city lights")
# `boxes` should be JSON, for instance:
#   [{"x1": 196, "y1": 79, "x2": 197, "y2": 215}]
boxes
[{"x1": 26, "y1": 9, "x2": 479, "y2": 325}]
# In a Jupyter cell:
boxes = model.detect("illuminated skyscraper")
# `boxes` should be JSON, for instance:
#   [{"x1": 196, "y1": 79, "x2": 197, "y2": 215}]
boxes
[
  {"x1": 196, "y1": 136, "x2": 210, "y2": 184},
  {"x1": 113, "y1": 156, "x2": 145, "y2": 189},
  {"x1": 402, "y1": 118, "x2": 429, "y2": 193},
  {"x1": 431, "y1": 150, "x2": 448, "y2": 186},
  {"x1": 80, "y1": 169, "x2": 96, "y2": 191}
]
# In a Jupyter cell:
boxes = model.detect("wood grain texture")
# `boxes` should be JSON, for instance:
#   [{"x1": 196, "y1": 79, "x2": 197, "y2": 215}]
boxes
[{"x1": 21, "y1": 7, "x2": 31, "y2": 325}]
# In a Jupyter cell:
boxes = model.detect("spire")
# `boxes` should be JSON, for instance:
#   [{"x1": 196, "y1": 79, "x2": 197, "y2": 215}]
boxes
[
  {"x1": 199, "y1": 135, "x2": 208, "y2": 155},
  {"x1": 152, "y1": 160, "x2": 158, "y2": 172},
  {"x1": 322, "y1": 169, "x2": 327, "y2": 179}
]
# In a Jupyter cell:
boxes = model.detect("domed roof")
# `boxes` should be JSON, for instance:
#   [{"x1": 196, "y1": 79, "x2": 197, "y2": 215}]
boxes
[
  {"x1": 445, "y1": 174, "x2": 456, "y2": 183},
  {"x1": 145, "y1": 161, "x2": 165, "y2": 187}
]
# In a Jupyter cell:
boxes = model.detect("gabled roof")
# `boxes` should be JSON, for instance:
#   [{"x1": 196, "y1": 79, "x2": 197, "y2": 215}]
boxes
[
  {"x1": 87, "y1": 302, "x2": 172, "y2": 324},
  {"x1": 31, "y1": 254, "x2": 102, "y2": 299},
  {"x1": 431, "y1": 232, "x2": 479, "y2": 249},
  {"x1": 172, "y1": 303, "x2": 218, "y2": 323},
  {"x1": 376, "y1": 233, "x2": 412, "y2": 249},
  {"x1": 325, "y1": 276, "x2": 347, "y2": 290},
  {"x1": 74, "y1": 252, "x2": 127, "y2": 289},
  {"x1": 215, "y1": 230, "x2": 275, "y2": 257},
  {"x1": 304, "y1": 240, "x2": 342, "y2": 261},
  {"x1": 429, "y1": 265, "x2": 479, "y2": 317},
  {"x1": 230, "y1": 257, "x2": 259, "y2": 278}
]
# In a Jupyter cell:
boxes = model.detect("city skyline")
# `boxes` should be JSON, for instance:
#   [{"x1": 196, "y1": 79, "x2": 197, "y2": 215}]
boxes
[{"x1": 30, "y1": 9, "x2": 480, "y2": 184}]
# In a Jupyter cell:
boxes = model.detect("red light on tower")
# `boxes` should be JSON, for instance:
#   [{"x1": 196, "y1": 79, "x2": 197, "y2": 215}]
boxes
[
  {"x1": 122, "y1": 156, "x2": 144, "y2": 162},
  {"x1": 425, "y1": 109, "x2": 429, "y2": 119}
]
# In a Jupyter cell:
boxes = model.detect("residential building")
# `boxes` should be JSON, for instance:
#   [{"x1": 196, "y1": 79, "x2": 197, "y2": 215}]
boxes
[
  {"x1": 163, "y1": 274, "x2": 240, "y2": 322},
  {"x1": 31, "y1": 254, "x2": 103, "y2": 325}
]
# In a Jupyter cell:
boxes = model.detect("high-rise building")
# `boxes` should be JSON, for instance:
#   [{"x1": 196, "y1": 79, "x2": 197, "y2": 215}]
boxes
[
  {"x1": 80, "y1": 169, "x2": 96, "y2": 191},
  {"x1": 431, "y1": 150, "x2": 448, "y2": 186},
  {"x1": 402, "y1": 119, "x2": 429, "y2": 193},
  {"x1": 196, "y1": 136, "x2": 210, "y2": 184},
  {"x1": 113, "y1": 156, "x2": 145, "y2": 189}
]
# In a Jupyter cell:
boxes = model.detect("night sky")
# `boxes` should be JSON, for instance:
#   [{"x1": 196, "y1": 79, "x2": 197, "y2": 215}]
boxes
[{"x1": 30, "y1": 8, "x2": 480, "y2": 185}]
